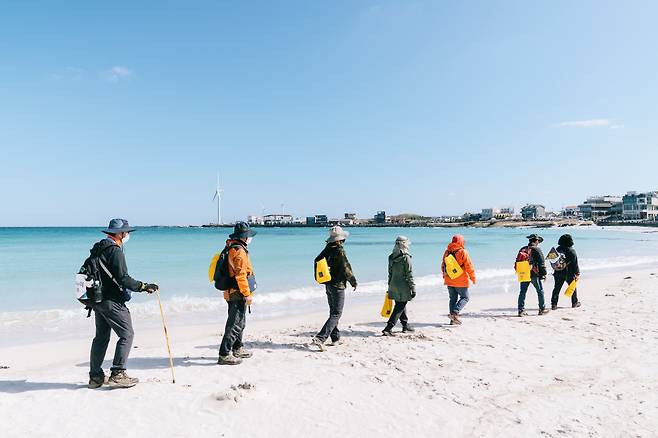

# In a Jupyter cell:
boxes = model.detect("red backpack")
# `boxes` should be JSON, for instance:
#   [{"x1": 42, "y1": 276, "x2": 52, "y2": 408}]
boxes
[{"x1": 515, "y1": 246, "x2": 539, "y2": 274}]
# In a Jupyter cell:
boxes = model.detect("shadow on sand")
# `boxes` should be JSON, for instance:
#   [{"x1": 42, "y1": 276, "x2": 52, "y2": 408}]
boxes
[
  {"x1": 75, "y1": 356, "x2": 217, "y2": 370},
  {"x1": 0, "y1": 380, "x2": 87, "y2": 394}
]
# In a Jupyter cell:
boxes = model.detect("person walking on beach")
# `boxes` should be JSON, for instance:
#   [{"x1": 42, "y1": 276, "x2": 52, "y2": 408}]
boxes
[
  {"x1": 218, "y1": 222, "x2": 257, "y2": 365},
  {"x1": 382, "y1": 236, "x2": 416, "y2": 336},
  {"x1": 87, "y1": 219, "x2": 159, "y2": 389},
  {"x1": 441, "y1": 234, "x2": 476, "y2": 325},
  {"x1": 550, "y1": 234, "x2": 581, "y2": 310},
  {"x1": 311, "y1": 226, "x2": 358, "y2": 351},
  {"x1": 516, "y1": 234, "x2": 550, "y2": 317}
]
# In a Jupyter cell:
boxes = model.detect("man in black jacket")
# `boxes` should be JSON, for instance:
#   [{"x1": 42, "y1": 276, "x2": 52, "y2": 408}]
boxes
[
  {"x1": 87, "y1": 218, "x2": 158, "y2": 389},
  {"x1": 551, "y1": 234, "x2": 581, "y2": 309},
  {"x1": 517, "y1": 234, "x2": 549, "y2": 316},
  {"x1": 311, "y1": 226, "x2": 357, "y2": 351}
]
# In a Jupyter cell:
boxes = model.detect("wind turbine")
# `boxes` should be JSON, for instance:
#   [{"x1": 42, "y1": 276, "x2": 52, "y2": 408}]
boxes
[{"x1": 212, "y1": 173, "x2": 223, "y2": 225}]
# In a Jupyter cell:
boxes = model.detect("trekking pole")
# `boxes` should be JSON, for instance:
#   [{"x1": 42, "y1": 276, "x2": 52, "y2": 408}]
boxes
[{"x1": 155, "y1": 290, "x2": 176, "y2": 384}]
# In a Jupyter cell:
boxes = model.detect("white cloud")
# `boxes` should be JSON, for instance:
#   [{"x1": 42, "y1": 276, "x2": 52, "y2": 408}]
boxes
[
  {"x1": 103, "y1": 66, "x2": 132, "y2": 82},
  {"x1": 558, "y1": 119, "x2": 610, "y2": 128}
]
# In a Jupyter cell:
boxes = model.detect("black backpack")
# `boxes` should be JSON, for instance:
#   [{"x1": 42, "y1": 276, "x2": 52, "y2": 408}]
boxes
[
  {"x1": 213, "y1": 243, "x2": 243, "y2": 291},
  {"x1": 77, "y1": 242, "x2": 122, "y2": 316}
]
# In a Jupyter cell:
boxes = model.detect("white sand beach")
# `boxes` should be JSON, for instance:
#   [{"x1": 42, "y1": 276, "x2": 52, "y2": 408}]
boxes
[{"x1": 1, "y1": 268, "x2": 657, "y2": 438}]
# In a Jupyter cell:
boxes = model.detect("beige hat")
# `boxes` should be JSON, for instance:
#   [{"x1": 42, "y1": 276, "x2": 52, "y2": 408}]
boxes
[{"x1": 326, "y1": 225, "x2": 350, "y2": 243}]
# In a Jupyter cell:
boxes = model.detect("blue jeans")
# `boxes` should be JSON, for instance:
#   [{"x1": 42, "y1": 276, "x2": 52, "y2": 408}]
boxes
[
  {"x1": 518, "y1": 276, "x2": 545, "y2": 312},
  {"x1": 448, "y1": 286, "x2": 469, "y2": 314},
  {"x1": 316, "y1": 285, "x2": 345, "y2": 342}
]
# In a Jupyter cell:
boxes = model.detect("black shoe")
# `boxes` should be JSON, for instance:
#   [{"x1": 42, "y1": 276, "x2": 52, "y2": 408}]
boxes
[
  {"x1": 402, "y1": 324, "x2": 415, "y2": 333},
  {"x1": 572, "y1": 302, "x2": 581, "y2": 308},
  {"x1": 538, "y1": 309, "x2": 550, "y2": 315},
  {"x1": 382, "y1": 329, "x2": 396, "y2": 337},
  {"x1": 518, "y1": 311, "x2": 528, "y2": 317},
  {"x1": 88, "y1": 374, "x2": 106, "y2": 389},
  {"x1": 551, "y1": 305, "x2": 557, "y2": 310}
]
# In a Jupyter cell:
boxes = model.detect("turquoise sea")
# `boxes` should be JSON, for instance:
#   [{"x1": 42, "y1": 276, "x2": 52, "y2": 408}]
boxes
[{"x1": 1, "y1": 226, "x2": 658, "y2": 342}]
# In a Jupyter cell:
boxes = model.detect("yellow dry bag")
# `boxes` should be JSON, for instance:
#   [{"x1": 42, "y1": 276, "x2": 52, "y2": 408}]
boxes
[
  {"x1": 444, "y1": 254, "x2": 464, "y2": 279},
  {"x1": 380, "y1": 293, "x2": 394, "y2": 318},
  {"x1": 564, "y1": 280, "x2": 578, "y2": 297},
  {"x1": 516, "y1": 261, "x2": 531, "y2": 282},
  {"x1": 208, "y1": 253, "x2": 220, "y2": 282},
  {"x1": 315, "y1": 258, "x2": 332, "y2": 284}
]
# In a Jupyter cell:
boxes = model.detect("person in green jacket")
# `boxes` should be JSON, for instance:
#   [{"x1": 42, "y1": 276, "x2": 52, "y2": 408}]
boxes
[{"x1": 383, "y1": 236, "x2": 416, "y2": 336}]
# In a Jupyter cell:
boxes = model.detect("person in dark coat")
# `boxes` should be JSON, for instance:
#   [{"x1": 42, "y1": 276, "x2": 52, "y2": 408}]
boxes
[
  {"x1": 311, "y1": 226, "x2": 357, "y2": 350},
  {"x1": 87, "y1": 219, "x2": 159, "y2": 389},
  {"x1": 517, "y1": 234, "x2": 549, "y2": 316},
  {"x1": 551, "y1": 234, "x2": 581, "y2": 309},
  {"x1": 383, "y1": 236, "x2": 416, "y2": 336}
]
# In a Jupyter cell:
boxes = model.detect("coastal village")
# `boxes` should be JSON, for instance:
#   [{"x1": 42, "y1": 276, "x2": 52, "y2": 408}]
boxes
[{"x1": 226, "y1": 190, "x2": 658, "y2": 228}]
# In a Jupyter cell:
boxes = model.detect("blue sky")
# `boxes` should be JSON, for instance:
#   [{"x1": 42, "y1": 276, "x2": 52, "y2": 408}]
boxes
[{"x1": 1, "y1": 1, "x2": 657, "y2": 226}]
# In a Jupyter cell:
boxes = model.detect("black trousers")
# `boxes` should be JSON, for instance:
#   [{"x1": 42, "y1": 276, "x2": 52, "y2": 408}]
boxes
[
  {"x1": 385, "y1": 300, "x2": 409, "y2": 330},
  {"x1": 551, "y1": 271, "x2": 578, "y2": 307},
  {"x1": 90, "y1": 300, "x2": 134, "y2": 377},
  {"x1": 219, "y1": 300, "x2": 247, "y2": 356}
]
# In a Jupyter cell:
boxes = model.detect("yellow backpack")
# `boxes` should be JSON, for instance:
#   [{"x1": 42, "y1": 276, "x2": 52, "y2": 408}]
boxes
[
  {"x1": 315, "y1": 258, "x2": 332, "y2": 284},
  {"x1": 444, "y1": 252, "x2": 464, "y2": 279}
]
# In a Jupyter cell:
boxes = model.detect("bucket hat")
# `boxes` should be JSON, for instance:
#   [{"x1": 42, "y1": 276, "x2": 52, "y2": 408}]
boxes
[
  {"x1": 326, "y1": 225, "x2": 350, "y2": 243},
  {"x1": 102, "y1": 218, "x2": 136, "y2": 234},
  {"x1": 230, "y1": 221, "x2": 257, "y2": 240},
  {"x1": 526, "y1": 234, "x2": 544, "y2": 243}
]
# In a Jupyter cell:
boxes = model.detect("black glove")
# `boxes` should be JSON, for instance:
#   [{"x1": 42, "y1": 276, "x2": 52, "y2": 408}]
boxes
[
  {"x1": 411, "y1": 291, "x2": 416, "y2": 299},
  {"x1": 141, "y1": 283, "x2": 159, "y2": 294}
]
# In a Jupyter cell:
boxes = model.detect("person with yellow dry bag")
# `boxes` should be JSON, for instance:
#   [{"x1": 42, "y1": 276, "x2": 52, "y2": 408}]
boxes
[
  {"x1": 550, "y1": 234, "x2": 581, "y2": 309},
  {"x1": 441, "y1": 235, "x2": 476, "y2": 325},
  {"x1": 382, "y1": 236, "x2": 416, "y2": 336},
  {"x1": 515, "y1": 234, "x2": 549, "y2": 317}
]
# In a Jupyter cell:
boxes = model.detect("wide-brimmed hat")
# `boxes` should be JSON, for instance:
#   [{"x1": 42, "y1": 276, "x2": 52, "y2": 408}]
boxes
[
  {"x1": 526, "y1": 234, "x2": 544, "y2": 243},
  {"x1": 326, "y1": 225, "x2": 349, "y2": 243},
  {"x1": 102, "y1": 218, "x2": 135, "y2": 234},
  {"x1": 229, "y1": 221, "x2": 257, "y2": 240}
]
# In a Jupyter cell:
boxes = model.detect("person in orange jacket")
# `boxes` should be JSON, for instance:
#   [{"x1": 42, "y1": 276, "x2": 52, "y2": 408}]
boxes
[
  {"x1": 441, "y1": 234, "x2": 476, "y2": 325},
  {"x1": 218, "y1": 222, "x2": 257, "y2": 365}
]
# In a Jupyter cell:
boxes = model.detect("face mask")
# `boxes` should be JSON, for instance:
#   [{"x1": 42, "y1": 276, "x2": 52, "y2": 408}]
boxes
[
  {"x1": 246, "y1": 237, "x2": 253, "y2": 245},
  {"x1": 122, "y1": 233, "x2": 130, "y2": 244}
]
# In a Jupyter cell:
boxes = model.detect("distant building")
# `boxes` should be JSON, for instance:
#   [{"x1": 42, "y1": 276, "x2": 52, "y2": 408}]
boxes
[
  {"x1": 578, "y1": 195, "x2": 622, "y2": 221},
  {"x1": 481, "y1": 207, "x2": 513, "y2": 220},
  {"x1": 344, "y1": 213, "x2": 357, "y2": 220},
  {"x1": 497, "y1": 207, "x2": 514, "y2": 219},
  {"x1": 374, "y1": 211, "x2": 386, "y2": 224},
  {"x1": 561, "y1": 205, "x2": 580, "y2": 218},
  {"x1": 622, "y1": 191, "x2": 658, "y2": 221},
  {"x1": 463, "y1": 212, "x2": 482, "y2": 221},
  {"x1": 247, "y1": 215, "x2": 264, "y2": 225},
  {"x1": 263, "y1": 214, "x2": 293, "y2": 225},
  {"x1": 521, "y1": 204, "x2": 546, "y2": 220},
  {"x1": 306, "y1": 216, "x2": 316, "y2": 225},
  {"x1": 314, "y1": 215, "x2": 328, "y2": 226}
]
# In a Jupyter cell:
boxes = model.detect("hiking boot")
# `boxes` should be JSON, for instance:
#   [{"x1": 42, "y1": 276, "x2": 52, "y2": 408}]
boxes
[
  {"x1": 402, "y1": 324, "x2": 415, "y2": 333},
  {"x1": 551, "y1": 305, "x2": 557, "y2": 310},
  {"x1": 449, "y1": 313, "x2": 462, "y2": 325},
  {"x1": 232, "y1": 347, "x2": 253, "y2": 359},
  {"x1": 108, "y1": 371, "x2": 138, "y2": 389},
  {"x1": 328, "y1": 338, "x2": 343, "y2": 346},
  {"x1": 518, "y1": 311, "x2": 529, "y2": 317},
  {"x1": 88, "y1": 374, "x2": 106, "y2": 389},
  {"x1": 218, "y1": 354, "x2": 242, "y2": 365},
  {"x1": 382, "y1": 329, "x2": 396, "y2": 337},
  {"x1": 310, "y1": 337, "x2": 326, "y2": 352},
  {"x1": 538, "y1": 309, "x2": 550, "y2": 315},
  {"x1": 572, "y1": 302, "x2": 582, "y2": 308}
]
